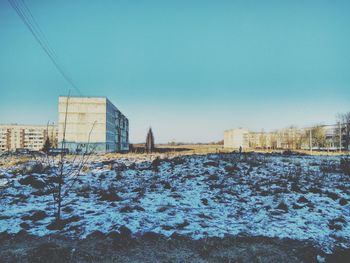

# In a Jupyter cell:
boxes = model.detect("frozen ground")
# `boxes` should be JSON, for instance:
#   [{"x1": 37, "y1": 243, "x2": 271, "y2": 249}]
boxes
[{"x1": 0, "y1": 152, "x2": 349, "y2": 255}]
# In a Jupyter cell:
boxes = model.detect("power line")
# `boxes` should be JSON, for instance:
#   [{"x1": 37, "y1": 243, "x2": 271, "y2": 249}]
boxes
[{"x1": 8, "y1": 0, "x2": 82, "y2": 96}]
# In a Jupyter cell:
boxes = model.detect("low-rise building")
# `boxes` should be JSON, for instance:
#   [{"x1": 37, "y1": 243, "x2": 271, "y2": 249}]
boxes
[
  {"x1": 0, "y1": 124, "x2": 57, "y2": 152},
  {"x1": 224, "y1": 128, "x2": 250, "y2": 149},
  {"x1": 224, "y1": 125, "x2": 349, "y2": 151},
  {"x1": 58, "y1": 96, "x2": 129, "y2": 153}
]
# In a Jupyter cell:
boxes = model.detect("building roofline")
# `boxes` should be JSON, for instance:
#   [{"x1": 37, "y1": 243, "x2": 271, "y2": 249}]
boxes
[
  {"x1": 59, "y1": 95, "x2": 107, "y2": 99},
  {"x1": 0, "y1": 123, "x2": 57, "y2": 127},
  {"x1": 58, "y1": 96, "x2": 128, "y2": 119}
]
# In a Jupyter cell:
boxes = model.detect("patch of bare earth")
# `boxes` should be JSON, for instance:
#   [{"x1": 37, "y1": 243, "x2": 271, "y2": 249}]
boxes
[{"x1": 0, "y1": 232, "x2": 326, "y2": 263}]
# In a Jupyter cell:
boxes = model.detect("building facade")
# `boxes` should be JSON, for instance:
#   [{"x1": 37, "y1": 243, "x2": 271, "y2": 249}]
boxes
[
  {"x1": 224, "y1": 125, "x2": 349, "y2": 151},
  {"x1": 224, "y1": 128, "x2": 250, "y2": 149},
  {"x1": 58, "y1": 96, "x2": 129, "y2": 153},
  {"x1": 0, "y1": 124, "x2": 57, "y2": 152}
]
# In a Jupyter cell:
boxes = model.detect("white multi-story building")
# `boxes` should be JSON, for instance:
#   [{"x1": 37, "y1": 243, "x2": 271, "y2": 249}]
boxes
[
  {"x1": 224, "y1": 128, "x2": 250, "y2": 149},
  {"x1": 0, "y1": 124, "x2": 57, "y2": 152},
  {"x1": 58, "y1": 96, "x2": 129, "y2": 153},
  {"x1": 224, "y1": 125, "x2": 349, "y2": 151}
]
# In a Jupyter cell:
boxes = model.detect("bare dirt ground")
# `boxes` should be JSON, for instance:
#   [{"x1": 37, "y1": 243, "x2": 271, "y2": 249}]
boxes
[
  {"x1": 1, "y1": 147, "x2": 350, "y2": 262},
  {"x1": 0, "y1": 232, "x2": 325, "y2": 263}
]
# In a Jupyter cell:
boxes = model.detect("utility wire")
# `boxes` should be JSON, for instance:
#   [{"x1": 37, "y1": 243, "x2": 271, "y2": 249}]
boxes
[{"x1": 8, "y1": 0, "x2": 82, "y2": 96}]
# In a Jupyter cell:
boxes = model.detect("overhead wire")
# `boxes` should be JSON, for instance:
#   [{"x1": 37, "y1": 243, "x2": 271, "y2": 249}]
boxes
[{"x1": 8, "y1": 0, "x2": 82, "y2": 96}]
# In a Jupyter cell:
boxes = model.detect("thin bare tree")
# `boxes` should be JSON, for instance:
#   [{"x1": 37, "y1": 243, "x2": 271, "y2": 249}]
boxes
[
  {"x1": 338, "y1": 112, "x2": 350, "y2": 150},
  {"x1": 42, "y1": 92, "x2": 98, "y2": 226}
]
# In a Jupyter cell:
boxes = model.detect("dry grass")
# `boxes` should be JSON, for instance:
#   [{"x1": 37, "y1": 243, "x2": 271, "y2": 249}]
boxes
[
  {"x1": 103, "y1": 144, "x2": 228, "y2": 160},
  {"x1": 0, "y1": 156, "x2": 32, "y2": 169},
  {"x1": 105, "y1": 144, "x2": 349, "y2": 159},
  {"x1": 1, "y1": 145, "x2": 348, "y2": 168}
]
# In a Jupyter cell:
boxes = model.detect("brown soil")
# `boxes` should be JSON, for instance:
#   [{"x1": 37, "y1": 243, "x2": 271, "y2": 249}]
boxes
[{"x1": 0, "y1": 231, "x2": 324, "y2": 263}]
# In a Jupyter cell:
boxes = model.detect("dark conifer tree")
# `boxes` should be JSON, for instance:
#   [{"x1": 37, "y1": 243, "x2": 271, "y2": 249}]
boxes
[
  {"x1": 42, "y1": 137, "x2": 51, "y2": 153},
  {"x1": 145, "y1": 128, "x2": 155, "y2": 153}
]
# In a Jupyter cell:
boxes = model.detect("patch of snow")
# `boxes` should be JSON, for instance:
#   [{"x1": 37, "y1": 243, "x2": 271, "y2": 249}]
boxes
[{"x1": 0, "y1": 153, "x2": 349, "y2": 253}]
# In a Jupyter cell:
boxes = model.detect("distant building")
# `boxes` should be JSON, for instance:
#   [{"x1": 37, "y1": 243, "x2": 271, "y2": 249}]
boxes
[
  {"x1": 0, "y1": 123, "x2": 57, "y2": 152},
  {"x1": 224, "y1": 125, "x2": 349, "y2": 151},
  {"x1": 58, "y1": 96, "x2": 129, "y2": 153},
  {"x1": 224, "y1": 128, "x2": 250, "y2": 149}
]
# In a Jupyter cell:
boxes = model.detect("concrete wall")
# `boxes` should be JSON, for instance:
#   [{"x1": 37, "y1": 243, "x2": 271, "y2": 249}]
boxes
[
  {"x1": 58, "y1": 96, "x2": 129, "y2": 153},
  {"x1": 106, "y1": 99, "x2": 129, "y2": 152},
  {"x1": 58, "y1": 96, "x2": 107, "y2": 152},
  {"x1": 224, "y1": 128, "x2": 250, "y2": 149}
]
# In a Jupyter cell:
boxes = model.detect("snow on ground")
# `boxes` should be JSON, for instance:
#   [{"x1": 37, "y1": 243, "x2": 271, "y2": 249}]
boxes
[{"x1": 0, "y1": 153, "x2": 349, "y2": 254}]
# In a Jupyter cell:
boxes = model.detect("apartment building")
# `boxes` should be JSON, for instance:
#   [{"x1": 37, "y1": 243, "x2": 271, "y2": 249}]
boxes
[
  {"x1": 0, "y1": 124, "x2": 57, "y2": 152},
  {"x1": 58, "y1": 96, "x2": 129, "y2": 153},
  {"x1": 224, "y1": 128, "x2": 250, "y2": 149},
  {"x1": 224, "y1": 125, "x2": 349, "y2": 151}
]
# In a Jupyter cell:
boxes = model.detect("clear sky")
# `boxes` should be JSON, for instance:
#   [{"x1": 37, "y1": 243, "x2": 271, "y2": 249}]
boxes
[{"x1": 0, "y1": 0, "x2": 349, "y2": 143}]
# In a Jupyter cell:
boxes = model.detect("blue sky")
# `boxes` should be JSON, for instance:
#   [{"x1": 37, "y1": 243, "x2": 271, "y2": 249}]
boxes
[{"x1": 0, "y1": 0, "x2": 349, "y2": 143}]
